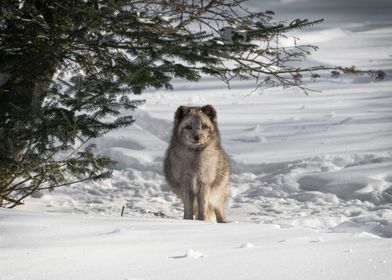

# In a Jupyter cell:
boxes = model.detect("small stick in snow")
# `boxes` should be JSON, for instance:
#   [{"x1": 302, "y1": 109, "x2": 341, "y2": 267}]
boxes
[{"x1": 121, "y1": 205, "x2": 125, "y2": 217}]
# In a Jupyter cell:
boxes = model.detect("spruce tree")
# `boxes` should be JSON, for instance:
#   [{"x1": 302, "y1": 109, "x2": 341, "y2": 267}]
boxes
[{"x1": 0, "y1": 0, "x2": 384, "y2": 207}]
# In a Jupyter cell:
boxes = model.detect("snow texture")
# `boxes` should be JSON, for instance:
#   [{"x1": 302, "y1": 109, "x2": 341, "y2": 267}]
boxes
[
  {"x1": 2, "y1": 1, "x2": 392, "y2": 279},
  {"x1": 1, "y1": 210, "x2": 392, "y2": 280}
]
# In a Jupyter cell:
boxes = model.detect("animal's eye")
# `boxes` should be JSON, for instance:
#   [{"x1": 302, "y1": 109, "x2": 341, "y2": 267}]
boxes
[
  {"x1": 202, "y1": 124, "x2": 209, "y2": 129},
  {"x1": 185, "y1": 125, "x2": 192, "y2": 130}
]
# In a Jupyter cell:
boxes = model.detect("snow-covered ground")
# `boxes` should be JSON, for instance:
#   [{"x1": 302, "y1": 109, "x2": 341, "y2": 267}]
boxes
[
  {"x1": 1, "y1": 210, "x2": 392, "y2": 280},
  {"x1": 1, "y1": 1, "x2": 392, "y2": 279}
]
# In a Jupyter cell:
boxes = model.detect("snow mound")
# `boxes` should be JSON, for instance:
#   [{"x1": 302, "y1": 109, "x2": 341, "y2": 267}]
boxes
[
  {"x1": 171, "y1": 249, "x2": 205, "y2": 259},
  {"x1": 238, "y1": 242, "x2": 255, "y2": 249},
  {"x1": 298, "y1": 158, "x2": 392, "y2": 204},
  {"x1": 332, "y1": 212, "x2": 392, "y2": 238}
]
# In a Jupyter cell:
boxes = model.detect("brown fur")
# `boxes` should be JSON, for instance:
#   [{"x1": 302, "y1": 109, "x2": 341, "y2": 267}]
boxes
[{"x1": 164, "y1": 105, "x2": 230, "y2": 223}]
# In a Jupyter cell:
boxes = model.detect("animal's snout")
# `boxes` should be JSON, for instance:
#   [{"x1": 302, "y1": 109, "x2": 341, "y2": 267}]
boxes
[{"x1": 194, "y1": 135, "x2": 200, "y2": 141}]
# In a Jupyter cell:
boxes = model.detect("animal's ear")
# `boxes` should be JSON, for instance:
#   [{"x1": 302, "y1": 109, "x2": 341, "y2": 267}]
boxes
[
  {"x1": 201, "y1": 104, "x2": 217, "y2": 122},
  {"x1": 175, "y1": 106, "x2": 189, "y2": 121}
]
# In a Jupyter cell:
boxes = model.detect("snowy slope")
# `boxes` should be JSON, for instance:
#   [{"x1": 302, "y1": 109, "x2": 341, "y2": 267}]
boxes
[{"x1": 2, "y1": 1, "x2": 392, "y2": 279}]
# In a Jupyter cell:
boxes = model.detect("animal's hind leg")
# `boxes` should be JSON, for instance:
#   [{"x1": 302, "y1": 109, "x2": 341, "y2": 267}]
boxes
[
  {"x1": 207, "y1": 204, "x2": 216, "y2": 222},
  {"x1": 214, "y1": 205, "x2": 228, "y2": 223}
]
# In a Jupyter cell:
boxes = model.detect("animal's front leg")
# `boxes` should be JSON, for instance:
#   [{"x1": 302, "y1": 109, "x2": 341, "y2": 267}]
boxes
[
  {"x1": 197, "y1": 185, "x2": 209, "y2": 221},
  {"x1": 183, "y1": 188, "x2": 195, "y2": 220}
]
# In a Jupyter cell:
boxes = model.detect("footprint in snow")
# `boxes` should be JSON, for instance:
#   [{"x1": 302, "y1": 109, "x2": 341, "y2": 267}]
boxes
[
  {"x1": 170, "y1": 249, "x2": 204, "y2": 259},
  {"x1": 237, "y1": 242, "x2": 255, "y2": 249},
  {"x1": 101, "y1": 228, "x2": 124, "y2": 235},
  {"x1": 310, "y1": 237, "x2": 325, "y2": 243}
]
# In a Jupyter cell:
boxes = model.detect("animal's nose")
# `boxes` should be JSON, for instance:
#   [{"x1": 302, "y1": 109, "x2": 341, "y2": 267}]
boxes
[{"x1": 194, "y1": 135, "x2": 200, "y2": 141}]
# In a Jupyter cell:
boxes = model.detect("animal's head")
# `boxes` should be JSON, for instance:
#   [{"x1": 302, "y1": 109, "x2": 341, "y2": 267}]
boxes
[{"x1": 174, "y1": 105, "x2": 219, "y2": 149}]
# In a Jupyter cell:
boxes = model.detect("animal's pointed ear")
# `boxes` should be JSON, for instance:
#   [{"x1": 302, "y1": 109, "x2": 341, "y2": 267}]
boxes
[
  {"x1": 201, "y1": 104, "x2": 217, "y2": 122},
  {"x1": 175, "y1": 105, "x2": 189, "y2": 121}
]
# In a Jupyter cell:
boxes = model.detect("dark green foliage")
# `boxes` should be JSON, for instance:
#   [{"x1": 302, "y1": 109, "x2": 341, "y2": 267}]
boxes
[{"x1": 0, "y1": 0, "x2": 384, "y2": 207}]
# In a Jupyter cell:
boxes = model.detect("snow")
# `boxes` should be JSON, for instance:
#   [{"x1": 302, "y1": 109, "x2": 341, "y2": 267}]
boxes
[
  {"x1": 2, "y1": 1, "x2": 392, "y2": 279},
  {"x1": 1, "y1": 210, "x2": 392, "y2": 280}
]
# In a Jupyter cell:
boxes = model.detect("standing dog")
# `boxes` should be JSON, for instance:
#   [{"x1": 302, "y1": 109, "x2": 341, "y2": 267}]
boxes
[{"x1": 164, "y1": 105, "x2": 230, "y2": 223}]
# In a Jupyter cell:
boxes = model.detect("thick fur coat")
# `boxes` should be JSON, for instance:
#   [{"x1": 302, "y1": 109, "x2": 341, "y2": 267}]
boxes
[{"x1": 164, "y1": 105, "x2": 230, "y2": 223}]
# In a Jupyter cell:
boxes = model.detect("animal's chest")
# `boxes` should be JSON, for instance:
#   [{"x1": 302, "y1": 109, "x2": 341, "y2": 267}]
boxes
[{"x1": 172, "y1": 149, "x2": 218, "y2": 186}]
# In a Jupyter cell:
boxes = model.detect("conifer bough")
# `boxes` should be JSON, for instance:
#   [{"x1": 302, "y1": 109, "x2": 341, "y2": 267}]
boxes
[{"x1": 0, "y1": 0, "x2": 384, "y2": 207}]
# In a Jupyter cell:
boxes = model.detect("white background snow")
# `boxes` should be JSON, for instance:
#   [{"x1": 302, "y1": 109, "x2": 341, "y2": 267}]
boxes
[{"x1": 1, "y1": 0, "x2": 392, "y2": 279}]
